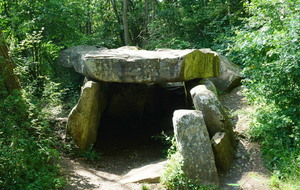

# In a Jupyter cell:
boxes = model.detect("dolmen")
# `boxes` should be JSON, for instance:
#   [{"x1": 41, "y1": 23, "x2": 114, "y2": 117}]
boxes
[{"x1": 60, "y1": 46, "x2": 242, "y2": 188}]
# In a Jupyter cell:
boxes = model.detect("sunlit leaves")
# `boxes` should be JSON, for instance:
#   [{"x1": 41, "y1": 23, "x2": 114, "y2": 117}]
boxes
[{"x1": 229, "y1": 0, "x2": 300, "y2": 177}]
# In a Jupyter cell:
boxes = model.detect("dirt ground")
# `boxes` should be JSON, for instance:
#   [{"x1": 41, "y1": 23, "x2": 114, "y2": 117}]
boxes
[{"x1": 60, "y1": 86, "x2": 271, "y2": 190}]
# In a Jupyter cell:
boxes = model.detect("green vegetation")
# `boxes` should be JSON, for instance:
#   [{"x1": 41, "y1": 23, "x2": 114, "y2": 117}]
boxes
[
  {"x1": 0, "y1": 82, "x2": 66, "y2": 189},
  {"x1": 141, "y1": 183, "x2": 150, "y2": 190},
  {"x1": 160, "y1": 139, "x2": 217, "y2": 190},
  {"x1": 227, "y1": 0, "x2": 300, "y2": 187},
  {"x1": 1, "y1": 0, "x2": 299, "y2": 189}
]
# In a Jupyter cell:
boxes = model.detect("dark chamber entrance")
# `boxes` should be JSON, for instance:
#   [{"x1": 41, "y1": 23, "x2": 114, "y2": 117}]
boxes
[{"x1": 94, "y1": 82, "x2": 190, "y2": 156}]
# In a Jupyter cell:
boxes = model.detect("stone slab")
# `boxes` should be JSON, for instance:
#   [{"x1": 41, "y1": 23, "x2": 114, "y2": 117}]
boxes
[
  {"x1": 120, "y1": 160, "x2": 167, "y2": 184},
  {"x1": 60, "y1": 46, "x2": 220, "y2": 83}
]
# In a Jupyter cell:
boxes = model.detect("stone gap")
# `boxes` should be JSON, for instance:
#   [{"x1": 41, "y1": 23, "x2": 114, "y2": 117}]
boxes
[{"x1": 95, "y1": 82, "x2": 190, "y2": 152}]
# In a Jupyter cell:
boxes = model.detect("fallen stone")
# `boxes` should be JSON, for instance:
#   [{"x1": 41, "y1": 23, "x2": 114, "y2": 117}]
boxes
[
  {"x1": 190, "y1": 85, "x2": 236, "y2": 147},
  {"x1": 67, "y1": 80, "x2": 107, "y2": 151},
  {"x1": 172, "y1": 109, "x2": 219, "y2": 187},
  {"x1": 120, "y1": 160, "x2": 167, "y2": 184},
  {"x1": 60, "y1": 46, "x2": 220, "y2": 83},
  {"x1": 209, "y1": 55, "x2": 243, "y2": 94},
  {"x1": 212, "y1": 132, "x2": 234, "y2": 172}
]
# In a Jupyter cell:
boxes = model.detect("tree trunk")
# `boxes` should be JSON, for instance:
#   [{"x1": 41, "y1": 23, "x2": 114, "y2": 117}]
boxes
[
  {"x1": 123, "y1": 0, "x2": 130, "y2": 45},
  {"x1": 0, "y1": 30, "x2": 21, "y2": 94},
  {"x1": 142, "y1": 0, "x2": 149, "y2": 47},
  {"x1": 86, "y1": 0, "x2": 92, "y2": 35},
  {"x1": 151, "y1": 0, "x2": 155, "y2": 22},
  {"x1": 109, "y1": 0, "x2": 125, "y2": 44},
  {"x1": 145, "y1": 0, "x2": 149, "y2": 28}
]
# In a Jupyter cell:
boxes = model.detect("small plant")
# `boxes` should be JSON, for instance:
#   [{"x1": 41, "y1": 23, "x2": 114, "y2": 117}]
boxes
[
  {"x1": 60, "y1": 137, "x2": 102, "y2": 162},
  {"x1": 152, "y1": 131, "x2": 177, "y2": 158},
  {"x1": 161, "y1": 153, "x2": 217, "y2": 190},
  {"x1": 141, "y1": 183, "x2": 150, "y2": 190},
  {"x1": 78, "y1": 145, "x2": 102, "y2": 161},
  {"x1": 160, "y1": 138, "x2": 218, "y2": 190}
]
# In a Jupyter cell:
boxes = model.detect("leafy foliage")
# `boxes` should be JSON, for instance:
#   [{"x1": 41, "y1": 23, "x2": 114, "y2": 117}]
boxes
[
  {"x1": 146, "y1": 0, "x2": 246, "y2": 49},
  {"x1": 228, "y1": 0, "x2": 300, "y2": 181},
  {"x1": 0, "y1": 86, "x2": 65, "y2": 189},
  {"x1": 161, "y1": 151, "x2": 217, "y2": 190}
]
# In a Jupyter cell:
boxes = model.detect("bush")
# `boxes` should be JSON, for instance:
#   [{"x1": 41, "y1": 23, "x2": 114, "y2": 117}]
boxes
[
  {"x1": 0, "y1": 79, "x2": 65, "y2": 189},
  {"x1": 228, "y1": 0, "x2": 300, "y2": 181}
]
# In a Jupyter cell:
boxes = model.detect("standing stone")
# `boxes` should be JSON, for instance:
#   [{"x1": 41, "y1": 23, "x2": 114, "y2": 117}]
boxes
[
  {"x1": 183, "y1": 78, "x2": 218, "y2": 109},
  {"x1": 190, "y1": 85, "x2": 236, "y2": 147},
  {"x1": 211, "y1": 132, "x2": 234, "y2": 172},
  {"x1": 67, "y1": 81, "x2": 107, "y2": 151},
  {"x1": 172, "y1": 110, "x2": 219, "y2": 187}
]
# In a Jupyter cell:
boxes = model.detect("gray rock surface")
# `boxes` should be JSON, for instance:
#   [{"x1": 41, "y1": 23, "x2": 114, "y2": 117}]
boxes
[
  {"x1": 212, "y1": 132, "x2": 234, "y2": 172},
  {"x1": 199, "y1": 78, "x2": 218, "y2": 96},
  {"x1": 172, "y1": 109, "x2": 219, "y2": 187},
  {"x1": 120, "y1": 160, "x2": 167, "y2": 184},
  {"x1": 67, "y1": 81, "x2": 107, "y2": 151},
  {"x1": 209, "y1": 55, "x2": 243, "y2": 93},
  {"x1": 60, "y1": 46, "x2": 220, "y2": 83},
  {"x1": 59, "y1": 45, "x2": 105, "y2": 68},
  {"x1": 190, "y1": 85, "x2": 236, "y2": 147}
]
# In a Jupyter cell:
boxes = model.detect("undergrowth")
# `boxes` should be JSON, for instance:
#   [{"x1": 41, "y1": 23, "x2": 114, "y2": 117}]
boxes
[
  {"x1": 227, "y1": 0, "x2": 300, "y2": 188},
  {"x1": 0, "y1": 87, "x2": 66, "y2": 189}
]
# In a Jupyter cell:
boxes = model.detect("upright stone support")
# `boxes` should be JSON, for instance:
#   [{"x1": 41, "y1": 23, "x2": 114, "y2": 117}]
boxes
[
  {"x1": 184, "y1": 78, "x2": 218, "y2": 108},
  {"x1": 190, "y1": 85, "x2": 236, "y2": 147},
  {"x1": 67, "y1": 81, "x2": 107, "y2": 151},
  {"x1": 211, "y1": 132, "x2": 234, "y2": 172},
  {"x1": 172, "y1": 110, "x2": 219, "y2": 187}
]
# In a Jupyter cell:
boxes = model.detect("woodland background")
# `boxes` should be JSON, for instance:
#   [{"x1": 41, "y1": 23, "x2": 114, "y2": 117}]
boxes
[{"x1": 0, "y1": 0, "x2": 299, "y2": 189}]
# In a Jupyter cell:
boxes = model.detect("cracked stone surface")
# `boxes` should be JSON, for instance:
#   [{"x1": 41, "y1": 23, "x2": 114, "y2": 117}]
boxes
[{"x1": 60, "y1": 46, "x2": 220, "y2": 83}]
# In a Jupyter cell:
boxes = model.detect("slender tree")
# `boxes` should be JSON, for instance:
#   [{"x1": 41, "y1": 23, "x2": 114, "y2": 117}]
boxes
[
  {"x1": 151, "y1": 0, "x2": 155, "y2": 22},
  {"x1": 142, "y1": 0, "x2": 149, "y2": 47},
  {"x1": 123, "y1": 0, "x2": 130, "y2": 45},
  {"x1": 86, "y1": 0, "x2": 92, "y2": 35}
]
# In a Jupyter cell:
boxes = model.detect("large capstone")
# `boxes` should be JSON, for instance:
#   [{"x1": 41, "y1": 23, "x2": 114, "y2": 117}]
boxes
[
  {"x1": 60, "y1": 46, "x2": 220, "y2": 83},
  {"x1": 59, "y1": 45, "x2": 103, "y2": 68},
  {"x1": 190, "y1": 85, "x2": 236, "y2": 147},
  {"x1": 66, "y1": 80, "x2": 107, "y2": 151},
  {"x1": 172, "y1": 109, "x2": 219, "y2": 187}
]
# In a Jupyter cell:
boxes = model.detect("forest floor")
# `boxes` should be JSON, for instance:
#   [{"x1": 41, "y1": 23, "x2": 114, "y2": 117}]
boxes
[{"x1": 59, "y1": 86, "x2": 271, "y2": 190}]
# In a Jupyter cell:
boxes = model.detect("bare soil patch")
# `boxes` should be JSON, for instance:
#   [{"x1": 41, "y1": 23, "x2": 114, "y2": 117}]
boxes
[{"x1": 219, "y1": 86, "x2": 270, "y2": 190}]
